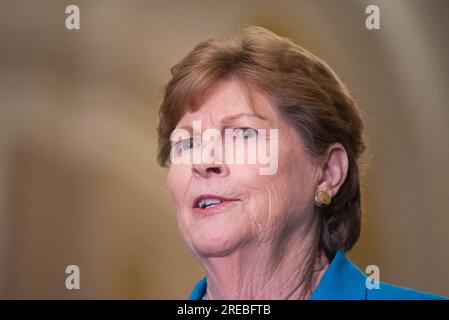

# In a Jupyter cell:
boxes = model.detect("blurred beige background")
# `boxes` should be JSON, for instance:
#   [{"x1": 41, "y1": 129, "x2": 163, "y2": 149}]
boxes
[{"x1": 0, "y1": 0, "x2": 448, "y2": 299}]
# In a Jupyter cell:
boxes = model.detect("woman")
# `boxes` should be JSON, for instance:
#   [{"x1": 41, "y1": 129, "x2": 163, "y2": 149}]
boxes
[{"x1": 157, "y1": 26, "x2": 445, "y2": 300}]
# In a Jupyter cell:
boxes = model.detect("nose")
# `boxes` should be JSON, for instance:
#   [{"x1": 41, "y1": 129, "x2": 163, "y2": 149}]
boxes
[{"x1": 191, "y1": 162, "x2": 230, "y2": 179}]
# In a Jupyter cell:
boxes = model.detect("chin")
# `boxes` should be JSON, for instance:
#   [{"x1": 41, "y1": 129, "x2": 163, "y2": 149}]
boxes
[{"x1": 188, "y1": 226, "x2": 243, "y2": 258}]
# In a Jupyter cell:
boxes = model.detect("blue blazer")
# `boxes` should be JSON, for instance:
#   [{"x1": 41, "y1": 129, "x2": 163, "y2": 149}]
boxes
[{"x1": 188, "y1": 250, "x2": 447, "y2": 300}]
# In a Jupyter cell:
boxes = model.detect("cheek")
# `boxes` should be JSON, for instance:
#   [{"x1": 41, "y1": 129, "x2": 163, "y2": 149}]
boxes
[
  {"x1": 167, "y1": 166, "x2": 194, "y2": 241},
  {"x1": 229, "y1": 168, "x2": 286, "y2": 229},
  {"x1": 247, "y1": 132, "x2": 315, "y2": 227},
  {"x1": 167, "y1": 165, "x2": 190, "y2": 209},
  {"x1": 235, "y1": 179, "x2": 292, "y2": 243},
  {"x1": 279, "y1": 138, "x2": 316, "y2": 215}
]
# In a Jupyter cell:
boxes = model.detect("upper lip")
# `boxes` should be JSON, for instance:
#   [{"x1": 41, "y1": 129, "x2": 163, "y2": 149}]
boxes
[{"x1": 192, "y1": 194, "x2": 240, "y2": 208}]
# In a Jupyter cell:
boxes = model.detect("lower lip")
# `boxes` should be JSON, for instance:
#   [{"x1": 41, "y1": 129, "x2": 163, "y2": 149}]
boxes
[{"x1": 192, "y1": 200, "x2": 240, "y2": 216}]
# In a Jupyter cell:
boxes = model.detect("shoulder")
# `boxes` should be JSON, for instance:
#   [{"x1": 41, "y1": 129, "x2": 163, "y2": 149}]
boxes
[
  {"x1": 188, "y1": 277, "x2": 207, "y2": 300},
  {"x1": 311, "y1": 250, "x2": 447, "y2": 300},
  {"x1": 368, "y1": 281, "x2": 447, "y2": 300},
  {"x1": 188, "y1": 251, "x2": 448, "y2": 300}
]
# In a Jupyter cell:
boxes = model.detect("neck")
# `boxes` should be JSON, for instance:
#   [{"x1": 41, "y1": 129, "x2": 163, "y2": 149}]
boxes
[{"x1": 198, "y1": 217, "x2": 329, "y2": 300}]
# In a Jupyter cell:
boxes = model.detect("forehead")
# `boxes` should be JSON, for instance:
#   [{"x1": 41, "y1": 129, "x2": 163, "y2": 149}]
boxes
[{"x1": 176, "y1": 80, "x2": 279, "y2": 127}]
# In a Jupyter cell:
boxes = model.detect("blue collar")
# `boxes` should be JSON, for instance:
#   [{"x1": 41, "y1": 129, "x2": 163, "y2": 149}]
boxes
[
  {"x1": 310, "y1": 250, "x2": 366, "y2": 299},
  {"x1": 188, "y1": 250, "x2": 367, "y2": 300}
]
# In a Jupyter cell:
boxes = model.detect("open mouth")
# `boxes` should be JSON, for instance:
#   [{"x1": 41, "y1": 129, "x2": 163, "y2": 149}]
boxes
[{"x1": 192, "y1": 194, "x2": 240, "y2": 213}]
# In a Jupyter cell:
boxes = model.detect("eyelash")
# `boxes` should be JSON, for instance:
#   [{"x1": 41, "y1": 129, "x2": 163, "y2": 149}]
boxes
[
  {"x1": 174, "y1": 137, "x2": 200, "y2": 152},
  {"x1": 232, "y1": 127, "x2": 259, "y2": 139},
  {"x1": 173, "y1": 127, "x2": 259, "y2": 152}
]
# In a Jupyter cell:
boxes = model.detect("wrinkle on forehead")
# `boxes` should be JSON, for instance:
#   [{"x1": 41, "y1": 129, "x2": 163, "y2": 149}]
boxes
[{"x1": 176, "y1": 79, "x2": 279, "y2": 129}]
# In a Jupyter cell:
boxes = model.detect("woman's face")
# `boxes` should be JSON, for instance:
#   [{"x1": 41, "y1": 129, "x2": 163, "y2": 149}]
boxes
[{"x1": 167, "y1": 80, "x2": 319, "y2": 257}]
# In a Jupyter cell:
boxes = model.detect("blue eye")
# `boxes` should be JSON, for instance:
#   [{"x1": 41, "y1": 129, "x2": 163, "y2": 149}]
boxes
[
  {"x1": 234, "y1": 127, "x2": 258, "y2": 139},
  {"x1": 174, "y1": 138, "x2": 200, "y2": 153}
]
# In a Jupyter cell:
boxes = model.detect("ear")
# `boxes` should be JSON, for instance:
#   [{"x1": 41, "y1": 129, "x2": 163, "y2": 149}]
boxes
[{"x1": 316, "y1": 143, "x2": 349, "y2": 197}]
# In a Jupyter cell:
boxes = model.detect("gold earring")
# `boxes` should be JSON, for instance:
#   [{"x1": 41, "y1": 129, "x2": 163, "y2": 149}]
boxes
[{"x1": 315, "y1": 191, "x2": 331, "y2": 207}]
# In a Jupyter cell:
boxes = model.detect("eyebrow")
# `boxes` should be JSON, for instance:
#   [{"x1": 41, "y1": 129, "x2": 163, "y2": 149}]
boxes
[
  {"x1": 177, "y1": 125, "x2": 193, "y2": 132},
  {"x1": 220, "y1": 113, "x2": 267, "y2": 126},
  {"x1": 177, "y1": 113, "x2": 267, "y2": 131}
]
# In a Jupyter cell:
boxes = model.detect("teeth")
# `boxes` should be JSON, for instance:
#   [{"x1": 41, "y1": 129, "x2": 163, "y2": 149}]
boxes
[{"x1": 198, "y1": 198, "x2": 223, "y2": 209}]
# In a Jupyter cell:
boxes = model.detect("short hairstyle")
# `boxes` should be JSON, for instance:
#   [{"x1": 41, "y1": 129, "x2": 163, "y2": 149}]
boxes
[{"x1": 158, "y1": 26, "x2": 366, "y2": 264}]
